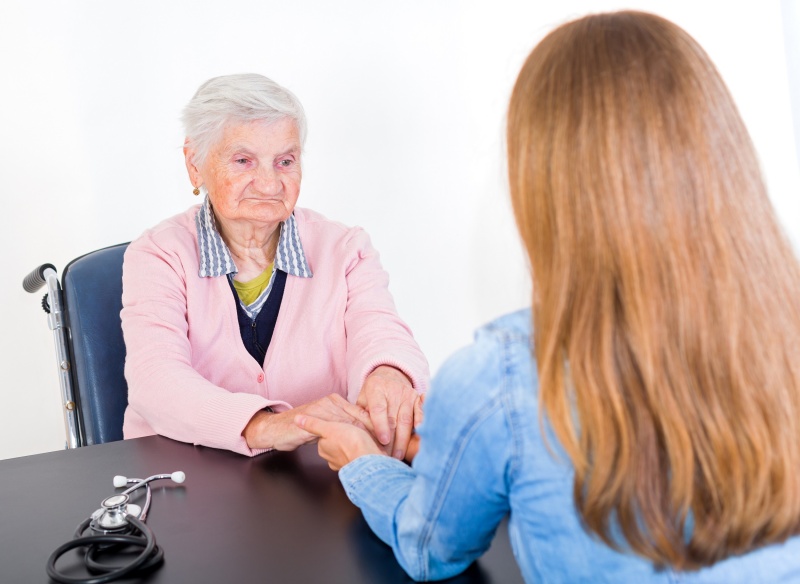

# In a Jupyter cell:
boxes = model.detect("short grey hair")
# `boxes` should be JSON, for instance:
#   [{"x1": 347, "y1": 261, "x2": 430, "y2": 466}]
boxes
[{"x1": 182, "y1": 73, "x2": 307, "y2": 167}]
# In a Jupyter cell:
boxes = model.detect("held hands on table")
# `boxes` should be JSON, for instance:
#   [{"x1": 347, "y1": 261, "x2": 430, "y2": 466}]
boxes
[
  {"x1": 243, "y1": 365, "x2": 423, "y2": 464},
  {"x1": 296, "y1": 391, "x2": 424, "y2": 470}
]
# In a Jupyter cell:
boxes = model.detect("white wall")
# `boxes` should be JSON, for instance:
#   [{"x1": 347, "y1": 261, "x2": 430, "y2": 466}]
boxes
[
  {"x1": 784, "y1": 0, "x2": 800, "y2": 168},
  {"x1": 1, "y1": 1, "x2": 797, "y2": 460}
]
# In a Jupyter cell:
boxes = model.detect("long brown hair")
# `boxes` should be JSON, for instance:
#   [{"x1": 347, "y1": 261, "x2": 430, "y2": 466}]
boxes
[{"x1": 507, "y1": 11, "x2": 800, "y2": 569}]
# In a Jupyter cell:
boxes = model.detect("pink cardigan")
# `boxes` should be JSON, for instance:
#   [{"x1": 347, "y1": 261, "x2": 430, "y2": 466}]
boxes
[{"x1": 121, "y1": 205, "x2": 429, "y2": 456}]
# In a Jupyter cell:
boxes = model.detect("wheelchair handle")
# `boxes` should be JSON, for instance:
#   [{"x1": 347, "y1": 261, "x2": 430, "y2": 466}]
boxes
[{"x1": 23, "y1": 263, "x2": 57, "y2": 293}]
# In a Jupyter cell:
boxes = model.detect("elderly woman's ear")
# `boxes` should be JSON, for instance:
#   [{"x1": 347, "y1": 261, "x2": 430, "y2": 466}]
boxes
[{"x1": 183, "y1": 138, "x2": 203, "y2": 191}]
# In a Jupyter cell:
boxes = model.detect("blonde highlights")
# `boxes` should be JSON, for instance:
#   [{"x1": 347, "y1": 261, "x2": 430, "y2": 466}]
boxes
[{"x1": 508, "y1": 11, "x2": 800, "y2": 569}]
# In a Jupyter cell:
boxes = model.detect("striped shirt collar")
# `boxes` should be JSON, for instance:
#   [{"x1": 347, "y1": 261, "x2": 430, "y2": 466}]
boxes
[{"x1": 195, "y1": 196, "x2": 313, "y2": 279}]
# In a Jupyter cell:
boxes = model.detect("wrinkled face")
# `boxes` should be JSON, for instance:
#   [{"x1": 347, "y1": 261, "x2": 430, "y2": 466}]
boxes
[{"x1": 186, "y1": 117, "x2": 302, "y2": 229}]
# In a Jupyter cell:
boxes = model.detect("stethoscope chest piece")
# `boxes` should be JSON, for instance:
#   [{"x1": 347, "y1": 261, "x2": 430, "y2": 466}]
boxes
[{"x1": 90, "y1": 494, "x2": 142, "y2": 532}]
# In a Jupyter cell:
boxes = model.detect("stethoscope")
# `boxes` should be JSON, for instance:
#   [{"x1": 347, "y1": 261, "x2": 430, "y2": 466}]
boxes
[{"x1": 47, "y1": 471, "x2": 186, "y2": 584}]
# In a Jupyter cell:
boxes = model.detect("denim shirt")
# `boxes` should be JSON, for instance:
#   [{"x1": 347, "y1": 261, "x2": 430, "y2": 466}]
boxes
[{"x1": 339, "y1": 309, "x2": 800, "y2": 583}]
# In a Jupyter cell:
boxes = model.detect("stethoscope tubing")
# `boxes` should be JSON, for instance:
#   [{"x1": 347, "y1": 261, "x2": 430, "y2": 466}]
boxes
[{"x1": 46, "y1": 515, "x2": 160, "y2": 584}]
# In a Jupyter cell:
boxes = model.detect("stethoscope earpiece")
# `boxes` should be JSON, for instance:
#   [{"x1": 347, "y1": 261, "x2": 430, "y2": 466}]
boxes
[{"x1": 90, "y1": 471, "x2": 185, "y2": 533}]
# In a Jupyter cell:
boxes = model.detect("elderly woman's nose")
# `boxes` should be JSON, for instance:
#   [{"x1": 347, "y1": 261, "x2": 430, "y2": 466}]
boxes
[{"x1": 253, "y1": 164, "x2": 280, "y2": 192}]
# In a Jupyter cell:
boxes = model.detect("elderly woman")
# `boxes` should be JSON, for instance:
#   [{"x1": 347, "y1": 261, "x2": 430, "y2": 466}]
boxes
[
  {"x1": 121, "y1": 74, "x2": 428, "y2": 458},
  {"x1": 297, "y1": 11, "x2": 800, "y2": 583}
]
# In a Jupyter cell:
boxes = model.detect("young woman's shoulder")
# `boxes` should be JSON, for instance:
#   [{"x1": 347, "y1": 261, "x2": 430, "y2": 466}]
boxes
[{"x1": 428, "y1": 309, "x2": 534, "y2": 417}]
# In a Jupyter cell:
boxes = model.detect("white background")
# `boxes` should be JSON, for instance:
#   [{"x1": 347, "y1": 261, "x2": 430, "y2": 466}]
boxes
[{"x1": 1, "y1": 1, "x2": 798, "y2": 460}]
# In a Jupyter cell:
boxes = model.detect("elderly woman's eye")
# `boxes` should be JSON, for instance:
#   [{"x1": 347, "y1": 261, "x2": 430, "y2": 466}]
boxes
[
  {"x1": 235, "y1": 158, "x2": 249, "y2": 165},
  {"x1": 278, "y1": 159, "x2": 294, "y2": 167}
]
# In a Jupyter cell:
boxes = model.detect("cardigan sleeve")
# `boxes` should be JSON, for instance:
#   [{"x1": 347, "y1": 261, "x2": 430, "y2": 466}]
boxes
[
  {"x1": 121, "y1": 230, "x2": 278, "y2": 456},
  {"x1": 340, "y1": 227, "x2": 430, "y2": 400}
]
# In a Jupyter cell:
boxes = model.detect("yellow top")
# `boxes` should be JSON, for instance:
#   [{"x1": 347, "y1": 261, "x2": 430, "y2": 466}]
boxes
[{"x1": 232, "y1": 264, "x2": 273, "y2": 306}]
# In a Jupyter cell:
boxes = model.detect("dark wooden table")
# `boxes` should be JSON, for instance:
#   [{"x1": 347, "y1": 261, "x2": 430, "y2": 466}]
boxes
[{"x1": 0, "y1": 436, "x2": 524, "y2": 583}]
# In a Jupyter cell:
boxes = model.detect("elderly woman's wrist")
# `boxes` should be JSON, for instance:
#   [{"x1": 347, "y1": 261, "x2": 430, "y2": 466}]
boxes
[
  {"x1": 371, "y1": 364, "x2": 412, "y2": 385},
  {"x1": 243, "y1": 408, "x2": 277, "y2": 448}
]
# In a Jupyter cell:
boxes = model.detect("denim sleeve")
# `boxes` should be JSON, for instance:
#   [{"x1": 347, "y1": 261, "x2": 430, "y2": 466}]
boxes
[{"x1": 339, "y1": 337, "x2": 513, "y2": 581}]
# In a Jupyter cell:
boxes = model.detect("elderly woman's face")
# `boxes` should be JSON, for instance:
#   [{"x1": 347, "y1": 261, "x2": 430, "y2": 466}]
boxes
[{"x1": 188, "y1": 117, "x2": 302, "y2": 229}]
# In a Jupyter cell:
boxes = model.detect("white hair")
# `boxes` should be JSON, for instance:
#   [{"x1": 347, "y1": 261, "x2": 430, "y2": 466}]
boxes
[{"x1": 182, "y1": 73, "x2": 307, "y2": 168}]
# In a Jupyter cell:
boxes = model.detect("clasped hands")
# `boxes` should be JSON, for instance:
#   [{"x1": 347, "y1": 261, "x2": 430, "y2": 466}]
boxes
[{"x1": 243, "y1": 365, "x2": 423, "y2": 468}]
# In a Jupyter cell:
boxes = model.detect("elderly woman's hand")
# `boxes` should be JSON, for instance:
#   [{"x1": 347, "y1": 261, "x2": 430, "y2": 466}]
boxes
[
  {"x1": 356, "y1": 366, "x2": 419, "y2": 460},
  {"x1": 243, "y1": 393, "x2": 368, "y2": 451}
]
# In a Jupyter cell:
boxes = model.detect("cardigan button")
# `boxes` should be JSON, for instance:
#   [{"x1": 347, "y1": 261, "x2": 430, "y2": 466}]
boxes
[{"x1": 257, "y1": 373, "x2": 264, "y2": 383}]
